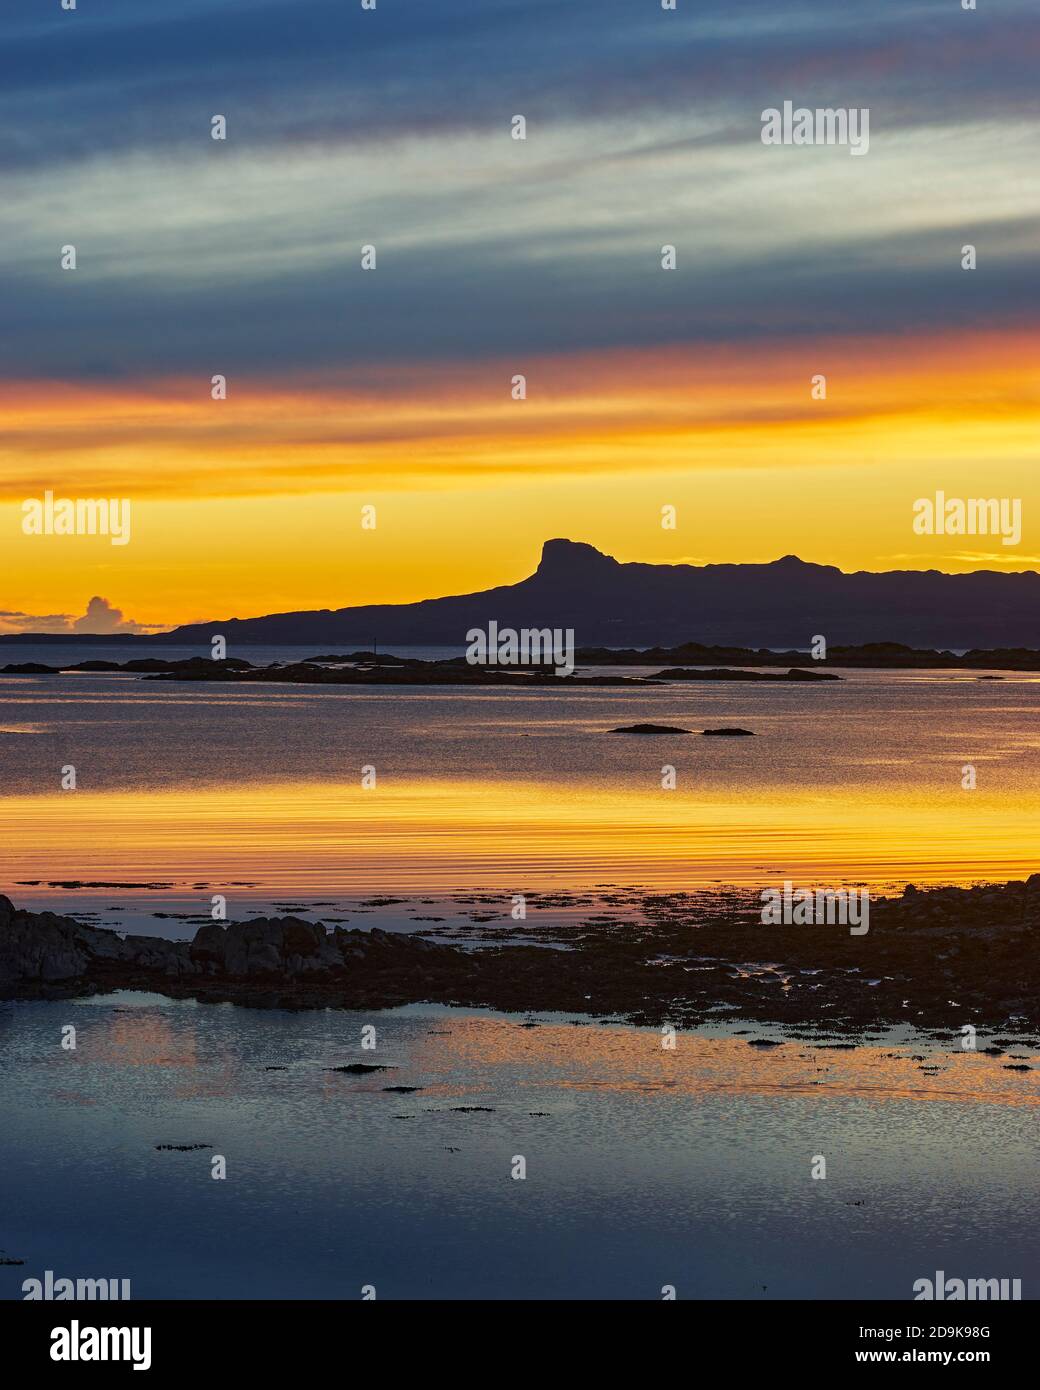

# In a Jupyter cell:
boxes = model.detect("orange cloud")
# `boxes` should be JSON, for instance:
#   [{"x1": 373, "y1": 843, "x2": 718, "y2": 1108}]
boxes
[{"x1": 0, "y1": 328, "x2": 1036, "y2": 501}]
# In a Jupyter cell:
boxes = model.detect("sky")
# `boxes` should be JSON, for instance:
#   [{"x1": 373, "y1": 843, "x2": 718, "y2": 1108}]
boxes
[{"x1": 1, "y1": 0, "x2": 1038, "y2": 632}]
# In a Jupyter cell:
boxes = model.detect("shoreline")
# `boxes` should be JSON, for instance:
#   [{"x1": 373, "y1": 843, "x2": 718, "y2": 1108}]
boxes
[{"x1": 3, "y1": 879, "x2": 1039, "y2": 1036}]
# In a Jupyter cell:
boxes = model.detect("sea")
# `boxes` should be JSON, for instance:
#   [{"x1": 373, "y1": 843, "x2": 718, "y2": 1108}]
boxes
[{"x1": 1, "y1": 645, "x2": 1037, "y2": 1297}]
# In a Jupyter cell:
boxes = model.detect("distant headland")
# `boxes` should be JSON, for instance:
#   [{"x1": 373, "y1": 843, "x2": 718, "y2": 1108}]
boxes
[{"x1": 5, "y1": 540, "x2": 1040, "y2": 649}]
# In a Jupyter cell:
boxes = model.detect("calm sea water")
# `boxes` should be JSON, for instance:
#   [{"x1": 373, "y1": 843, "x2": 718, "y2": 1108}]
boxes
[
  {"x1": 1, "y1": 657, "x2": 1037, "y2": 1299},
  {"x1": 1, "y1": 994, "x2": 1036, "y2": 1300},
  {"x1": 0, "y1": 657, "x2": 1038, "y2": 930}
]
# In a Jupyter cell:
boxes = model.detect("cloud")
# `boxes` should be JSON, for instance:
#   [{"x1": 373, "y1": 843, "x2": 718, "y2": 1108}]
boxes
[
  {"x1": 4, "y1": 0, "x2": 1038, "y2": 175},
  {"x1": 1, "y1": 0, "x2": 1037, "y2": 379},
  {"x1": 0, "y1": 598, "x2": 156, "y2": 635},
  {"x1": 0, "y1": 609, "x2": 75, "y2": 634},
  {"x1": 2, "y1": 125, "x2": 1037, "y2": 381},
  {"x1": 878, "y1": 553, "x2": 1040, "y2": 571},
  {"x1": 72, "y1": 596, "x2": 151, "y2": 634}
]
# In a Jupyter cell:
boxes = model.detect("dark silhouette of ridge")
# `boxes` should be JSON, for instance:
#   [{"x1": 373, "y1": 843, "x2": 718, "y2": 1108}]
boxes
[{"x1": 9, "y1": 540, "x2": 1040, "y2": 648}]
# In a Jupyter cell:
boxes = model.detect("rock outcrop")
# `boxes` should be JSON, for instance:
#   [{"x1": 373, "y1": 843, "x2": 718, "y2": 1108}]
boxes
[
  {"x1": 3, "y1": 880, "x2": 1040, "y2": 1032},
  {"x1": 0, "y1": 896, "x2": 456, "y2": 1008}
]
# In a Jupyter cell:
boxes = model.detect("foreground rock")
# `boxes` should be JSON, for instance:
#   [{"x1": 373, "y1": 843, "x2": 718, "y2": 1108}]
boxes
[
  {"x1": 0, "y1": 896, "x2": 466, "y2": 1010},
  {"x1": 2, "y1": 881, "x2": 1040, "y2": 1033}
]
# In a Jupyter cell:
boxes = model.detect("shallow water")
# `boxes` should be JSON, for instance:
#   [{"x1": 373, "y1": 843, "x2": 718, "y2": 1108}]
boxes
[{"x1": 1, "y1": 993, "x2": 1036, "y2": 1300}]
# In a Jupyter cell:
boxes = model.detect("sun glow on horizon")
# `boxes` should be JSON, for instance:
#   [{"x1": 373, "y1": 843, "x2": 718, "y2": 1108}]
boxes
[{"x1": 2, "y1": 328, "x2": 1038, "y2": 628}]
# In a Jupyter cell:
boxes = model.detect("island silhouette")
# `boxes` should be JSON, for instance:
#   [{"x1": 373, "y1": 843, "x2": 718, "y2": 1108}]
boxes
[{"x1": 3, "y1": 539, "x2": 1040, "y2": 648}]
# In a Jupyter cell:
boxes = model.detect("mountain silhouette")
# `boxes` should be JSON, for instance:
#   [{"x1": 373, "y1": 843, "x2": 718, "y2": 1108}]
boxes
[{"x1": 158, "y1": 539, "x2": 1040, "y2": 648}]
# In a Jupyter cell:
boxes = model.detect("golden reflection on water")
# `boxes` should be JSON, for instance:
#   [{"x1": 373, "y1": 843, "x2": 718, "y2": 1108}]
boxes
[
  {"x1": 39, "y1": 1009, "x2": 1039, "y2": 1110},
  {"x1": 408, "y1": 1018, "x2": 1040, "y2": 1109},
  {"x1": 2, "y1": 776, "x2": 1038, "y2": 892}
]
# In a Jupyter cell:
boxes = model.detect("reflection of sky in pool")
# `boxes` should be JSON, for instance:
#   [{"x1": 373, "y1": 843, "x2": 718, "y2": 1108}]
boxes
[{"x1": 1, "y1": 994, "x2": 1036, "y2": 1300}]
